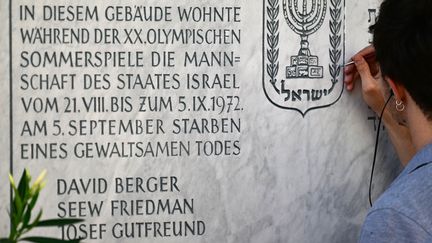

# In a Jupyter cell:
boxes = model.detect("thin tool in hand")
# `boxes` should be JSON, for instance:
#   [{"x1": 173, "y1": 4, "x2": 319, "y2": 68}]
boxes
[{"x1": 344, "y1": 53, "x2": 376, "y2": 67}]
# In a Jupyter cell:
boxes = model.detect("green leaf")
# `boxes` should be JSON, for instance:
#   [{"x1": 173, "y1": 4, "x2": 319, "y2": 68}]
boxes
[
  {"x1": 12, "y1": 192, "x2": 23, "y2": 222},
  {"x1": 23, "y1": 191, "x2": 39, "y2": 227},
  {"x1": 27, "y1": 190, "x2": 39, "y2": 213},
  {"x1": 0, "y1": 238, "x2": 15, "y2": 243},
  {"x1": 23, "y1": 208, "x2": 32, "y2": 228},
  {"x1": 9, "y1": 206, "x2": 18, "y2": 228},
  {"x1": 35, "y1": 218, "x2": 84, "y2": 227},
  {"x1": 8, "y1": 210, "x2": 18, "y2": 240},
  {"x1": 21, "y1": 236, "x2": 81, "y2": 243},
  {"x1": 17, "y1": 169, "x2": 30, "y2": 201},
  {"x1": 28, "y1": 210, "x2": 43, "y2": 229},
  {"x1": 13, "y1": 170, "x2": 30, "y2": 222}
]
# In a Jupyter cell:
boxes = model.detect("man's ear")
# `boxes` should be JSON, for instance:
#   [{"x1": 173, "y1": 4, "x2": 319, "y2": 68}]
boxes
[{"x1": 387, "y1": 78, "x2": 406, "y2": 101}]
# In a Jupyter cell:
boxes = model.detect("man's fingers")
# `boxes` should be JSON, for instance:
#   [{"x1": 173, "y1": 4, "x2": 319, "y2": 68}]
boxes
[
  {"x1": 344, "y1": 45, "x2": 377, "y2": 92},
  {"x1": 346, "y1": 72, "x2": 359, "y2": 91},
  {"x1": 353, "y1": 55, "x2": 375, "y2": 93},
  {"x1": 344, "y1": 63, "x2": 359, "y2": 91}
]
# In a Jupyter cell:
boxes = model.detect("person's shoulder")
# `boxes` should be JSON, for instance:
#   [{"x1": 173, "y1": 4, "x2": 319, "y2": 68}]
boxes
[
  {"x1": 359, "y1": 163, "x2": 432, "y2": 242},
  {"x1": 359, "y1": 208, "x2": 432, "y2": 243},
  {"x1": 374, "y1": 161, "x2": 432, "y2": 211}
]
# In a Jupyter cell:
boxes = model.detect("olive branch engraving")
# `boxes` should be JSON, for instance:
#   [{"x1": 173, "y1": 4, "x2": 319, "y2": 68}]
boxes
[
  {"x1": 266, "y1": 0, "x2": 280, "y2": 94},
  {"x1": 328, "y1": 0, "x2": 342, "y2": 93}
]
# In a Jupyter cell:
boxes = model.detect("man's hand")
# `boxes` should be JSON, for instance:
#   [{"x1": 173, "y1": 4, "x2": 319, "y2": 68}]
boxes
[{"x1": 344, "y1": 45, "x2": 388, "y2": 114}]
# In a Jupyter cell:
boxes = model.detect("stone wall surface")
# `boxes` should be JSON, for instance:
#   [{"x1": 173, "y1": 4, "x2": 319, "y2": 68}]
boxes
[{"x1": 0, "y1": 1, "x2": 400, "y2": 242}]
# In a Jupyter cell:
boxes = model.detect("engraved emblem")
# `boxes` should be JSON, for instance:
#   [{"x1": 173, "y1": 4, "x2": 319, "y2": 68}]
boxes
[
  {"x1": 284, "y1": 0, "x2": 326, "y2": 79},
  {"x1": 263, "y1": 0, "x2": 345, "y2": 116}
]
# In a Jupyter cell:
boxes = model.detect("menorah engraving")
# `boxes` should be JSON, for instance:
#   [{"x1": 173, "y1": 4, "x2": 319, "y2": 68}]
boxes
[{"x1": 283, "y1": 0, "x2": 327, "y2": 78}]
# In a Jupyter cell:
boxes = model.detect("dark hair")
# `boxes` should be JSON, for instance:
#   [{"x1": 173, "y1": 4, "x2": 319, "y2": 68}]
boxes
[{"x1": 371, "y1": 0, "x2": 432, "y2": 118}]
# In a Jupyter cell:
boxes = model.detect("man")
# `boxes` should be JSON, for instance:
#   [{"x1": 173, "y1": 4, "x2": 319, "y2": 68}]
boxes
[{"x1": 344, "y1": 0, "x2": 432, "y2": 241}]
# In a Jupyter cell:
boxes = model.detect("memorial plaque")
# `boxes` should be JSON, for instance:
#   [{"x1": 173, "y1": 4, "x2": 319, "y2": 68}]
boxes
[{"x1": 0, "y1": 1, "x2": 401, "y2": 242}]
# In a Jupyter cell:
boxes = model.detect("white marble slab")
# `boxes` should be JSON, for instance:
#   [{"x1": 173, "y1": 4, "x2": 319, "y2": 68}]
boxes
[{"x1": 0, "y1": 0, "x2": 400, "y2": 242}]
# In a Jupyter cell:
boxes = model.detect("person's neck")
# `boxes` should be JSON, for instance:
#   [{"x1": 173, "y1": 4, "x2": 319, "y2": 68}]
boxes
[{"x1": 407, "y1": 102, "x2": 432, "y2": 152}]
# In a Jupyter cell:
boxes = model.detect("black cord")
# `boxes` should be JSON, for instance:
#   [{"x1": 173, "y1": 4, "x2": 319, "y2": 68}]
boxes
[{"x1": 369, "y1": 94, "x2": 393, "y2": 207}]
